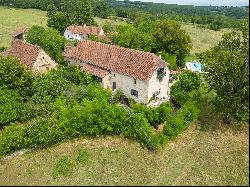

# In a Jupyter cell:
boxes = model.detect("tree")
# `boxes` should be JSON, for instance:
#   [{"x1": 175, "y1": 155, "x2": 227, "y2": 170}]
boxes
[
  {"x1": 170, "y1": 71, "x2": 201, "y2": 106},
  {"x1": 47, "y1": 3, "x2": 70, "y2": 34},
  {"x1": 60, "y1": 0, "x2": 95, "y2": 26},
  {"x1": 92, "y1": 0, "x2": 110, "y2": 19},
  {"x1": 0, "y1": 87, "x2": 26, "y2": 126},
  {"x1": 113, "y1": 24, "x2": 155, "y2": 52},
  {"x1": 26, "y1": 26, "x2": 66, "y2": 64},
  {"x1": 0, "y1": 56, "x2": 34, "y2": 98},
  {"x1": 152, "y1": 19, "x2": 192, "y2": 67},
  {"x1": 199, "y1": 21, "x2": 249, "y2": 122}
]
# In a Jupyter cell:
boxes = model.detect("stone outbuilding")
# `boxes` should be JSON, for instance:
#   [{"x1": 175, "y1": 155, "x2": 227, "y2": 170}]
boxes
[{"x1": 2, "y1": 40, "x2": 57, "y2": 74}]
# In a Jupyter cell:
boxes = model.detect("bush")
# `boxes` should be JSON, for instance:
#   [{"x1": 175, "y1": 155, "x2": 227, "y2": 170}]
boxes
[
  {"x1": 77, "y1": 149, "x2": 90, "y2": 165},
  {"x1": 0, "y1": 56, "x2": 33, "y2": 98},
  {"x1": 0, "y1": 87, "x2": 26, "y2": 126},
  {"x1": 52, "y1": 156, "x2": 73, "y2": 179},
  {"x1": 0, "y1": 124, "x2": 26, "y2": 158},
  {"x1": 130, "y1": 102, "x2": 173, "y2": 128},
  {"x1": 31, "y1": 69, "x2": 70, "y2": 103},
  {"x1": 170, "y1": 71, "x2": 202, "y2": 106}
]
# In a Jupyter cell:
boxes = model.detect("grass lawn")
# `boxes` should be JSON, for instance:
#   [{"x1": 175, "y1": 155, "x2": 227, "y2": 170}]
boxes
[
  {"x1": 0, "y1": 120, "x2": 248, "y2": 185},
  {"x1": 181, "y1": 23, "x2": 231, "y2": 55},
  {"x1": 0, "y1": 6, "x2": 47, "y2": 48}
]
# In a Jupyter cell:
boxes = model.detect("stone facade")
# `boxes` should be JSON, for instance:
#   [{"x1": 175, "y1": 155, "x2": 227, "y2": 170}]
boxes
[
  {"x1": 64, "y1": 29, "x2": 86, "y2": 41},
  {"x1": 66, "y1": 57, "x2": 170, "y2": 103},
  {"x1": 32, "y1": 50, "x2": 57, "y2": 74},
  {"x1": 64, "y1": 26, "x2": 104, "y2": 41}
]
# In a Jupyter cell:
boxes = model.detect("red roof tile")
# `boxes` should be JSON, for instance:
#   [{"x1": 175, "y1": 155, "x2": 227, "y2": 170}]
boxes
[
  {"x1": 64, "y1": 40, "x2": 166, "y2": 81},
  {"x1": 11, "y1": 27, "x2": 28, "y2": 37},
  {"x1": 81, "y1": 63, "x2": 110, "y2": 78},
  {"x1": 2, "y1": 40, "x2": 40, "y2": 68},
  {"x1": 66, "y1": 25, "x2": 103, "y2": 36}
]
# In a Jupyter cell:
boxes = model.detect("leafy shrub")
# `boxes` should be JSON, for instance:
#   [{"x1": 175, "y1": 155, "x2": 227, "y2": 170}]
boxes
[
  {"x1": 0, "y1": 124, "x2": 26, "y2": 158},
  {"x1": 123, "y1": 113, "x2": 154, "y2": 148},
  {"x1": 76, "y1": 149, "x2": 90, "y2": 165},
  {"x1": 52, "y1": 156, "x2": 73, "y2": 178},
  {"x1": 26, "y1": 26, "x2": 66, "y2": 64},
  {"x1": 31, "y1": 69, "x2": 70, "y2": 103},
  {"x1": 0, "y1": 87, "x2": 26, "y2": 126},
  {"x1": 130, "y1": 102, "x2": 173, "y2": 128},
  {"x1": 163, "y1": 114, "x2": 186, "y2": 140},
  {"x1": 0, "y1": 56, "x2": 33, "y2": 98},
  {"x1": 170, "y1": 71, "x2": 202, "y2": 106}
]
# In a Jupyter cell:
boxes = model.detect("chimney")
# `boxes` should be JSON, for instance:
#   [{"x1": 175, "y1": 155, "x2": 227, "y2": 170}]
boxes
[
  {"x1": 159, "y1": 51, "x2": 162, "y2": 59},
  {"x1": 83, "y1": 24, "x2": 86, "y2": 28}
]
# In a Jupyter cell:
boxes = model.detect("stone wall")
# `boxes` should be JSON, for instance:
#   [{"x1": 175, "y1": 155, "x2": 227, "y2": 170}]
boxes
[
  {"x1": 64, "y1": 30, "x2": 87, "y2": 41},
  {"x1": 110, "y1": 72, "x2": 149, "y2": 103},
  {"x1": 147, "y1": 67, "x2": 170, "y2": 101},
  {"x1": 32, "y1": 50, "x2": 57, "y2": 73}
]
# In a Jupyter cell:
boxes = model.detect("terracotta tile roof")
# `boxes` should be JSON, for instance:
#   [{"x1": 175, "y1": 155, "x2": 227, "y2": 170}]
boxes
[
  {"x1": 63, "y1": 40, "x2": 166, "y2": 81},
  {"x1": 66, "y1": 25, "x2": 103, "y2": 36},
  {"x1": 96, "y1": 35, "x2": 112, "y2": 43},
  {"x1": 11, "y1": 27, "x2": 28, "y2": 37},
  {"x1": 2, "y1": 40, "x2": 40, "y2": 68},
  {"x1": 81, "y1": 63, "x2": 110, "y2": 78}
]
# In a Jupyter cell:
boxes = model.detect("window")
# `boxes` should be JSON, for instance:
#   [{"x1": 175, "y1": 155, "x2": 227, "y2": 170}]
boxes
[
  {"x1": 131, "y1": 89, "x2": 138, "y2": 97},
  {"x1": 114, "y1": 73, "x2": 115, "y2": 77},
  {"x1": 134, "y1": 78, "x2": 136, "y2": 84},
  {"x1": 112, "y1": 82, "x2": 116, "y2": 91},
  {"x1": 157, "y1": 68, "x2": 166, "y2": 81}
]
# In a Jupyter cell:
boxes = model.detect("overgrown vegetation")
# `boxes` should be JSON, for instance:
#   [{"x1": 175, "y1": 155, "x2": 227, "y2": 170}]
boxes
[
  {"x1": 25, "y1": 26, "x2": 66, "y2": 64},
  {"x1": 0, "y1": 53, "x2": 201, "y2": 158}
]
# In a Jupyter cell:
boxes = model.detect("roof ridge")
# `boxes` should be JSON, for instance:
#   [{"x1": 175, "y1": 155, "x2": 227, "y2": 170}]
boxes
[{"x1": 79, "y1": 40, "x2": 160, "y2": 59}]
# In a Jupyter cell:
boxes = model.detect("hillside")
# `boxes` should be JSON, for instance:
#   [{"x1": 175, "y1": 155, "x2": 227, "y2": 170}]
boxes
[
  {"x1": 0, "y1": 6, "x2": 230, "y2": 55},
  {"x1": 0, "y1": 122, "x2": 248, "y2": 185}
]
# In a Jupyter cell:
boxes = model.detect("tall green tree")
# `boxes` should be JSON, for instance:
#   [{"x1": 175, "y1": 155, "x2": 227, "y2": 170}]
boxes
[
  {"x1": 199, "y1": 21, "x2": 249, "y2": 122},
  {"x1": 152, "y1": 19, "x2": 192, "y2": 67},
  {"x1": 60, "y1": 0, "x2": 95, "y2": 25},
  {"x1": 113, "y1": 24, "x2": 155, "y2": 52},
  {"x1": 47, "y1": 3, "x2": 70, "y2": 34}
]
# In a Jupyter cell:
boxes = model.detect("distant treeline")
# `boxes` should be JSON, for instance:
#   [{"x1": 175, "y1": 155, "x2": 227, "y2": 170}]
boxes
[{"x1": 0, "y1": 0, "x2": 249, "y2": 30}]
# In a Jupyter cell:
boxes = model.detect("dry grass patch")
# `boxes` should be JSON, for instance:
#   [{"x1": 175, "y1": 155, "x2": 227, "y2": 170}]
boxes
[
  {"x1": 0, "y1": 123, "x2": 248, "y2": 186},
  {"x1": 181, "y1": 23, "x2": 231, "y2": 54}
]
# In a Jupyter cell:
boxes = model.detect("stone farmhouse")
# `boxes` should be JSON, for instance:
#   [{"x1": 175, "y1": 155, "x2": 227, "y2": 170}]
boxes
[
  {"x1": 2, "y1": 40, "x2": 57, "y2": 74},
  {"x1": 63, "y1": 40, "x2": 170, "y2": 104},
  {"x1": 64, "y1": 25, "x2": 111, "y2": 43}
]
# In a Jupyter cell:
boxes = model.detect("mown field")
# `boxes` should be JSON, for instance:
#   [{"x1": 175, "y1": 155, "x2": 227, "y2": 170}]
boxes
[{"x1": 0, "y1": 6, "x2": 230, "y2": 54}]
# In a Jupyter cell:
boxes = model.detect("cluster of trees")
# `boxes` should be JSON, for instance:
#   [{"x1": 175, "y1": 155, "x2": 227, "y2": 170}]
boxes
[
  {"x1": 0, "y1": 0, "x2": 248, "y2": 31},
  {"x1": 199, "y1": 21, "x2": 249, "y2": 122},
  {"x1": 112, "y1": 19, "x2": 192, "y2": 67},
  {"x1": 47, "y1": 0, "x2": 96, "y2": 34},
  {"x1": 107, "y1": 0, "x2": 249, "y2": 30}
]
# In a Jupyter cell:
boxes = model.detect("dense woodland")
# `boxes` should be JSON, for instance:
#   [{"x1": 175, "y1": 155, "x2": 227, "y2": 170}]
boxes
[
  {"x1": 0, "y1": 0, "x2": 248, "y2": 30},
  {"x1": 0, "y1": 0, "x2": 249, "y2": 159}
]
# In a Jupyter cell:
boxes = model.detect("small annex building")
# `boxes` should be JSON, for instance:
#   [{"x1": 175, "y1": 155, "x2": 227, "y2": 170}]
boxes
[{"x1": 2, "y1": 40, "x2": 57, "y2": 74}]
